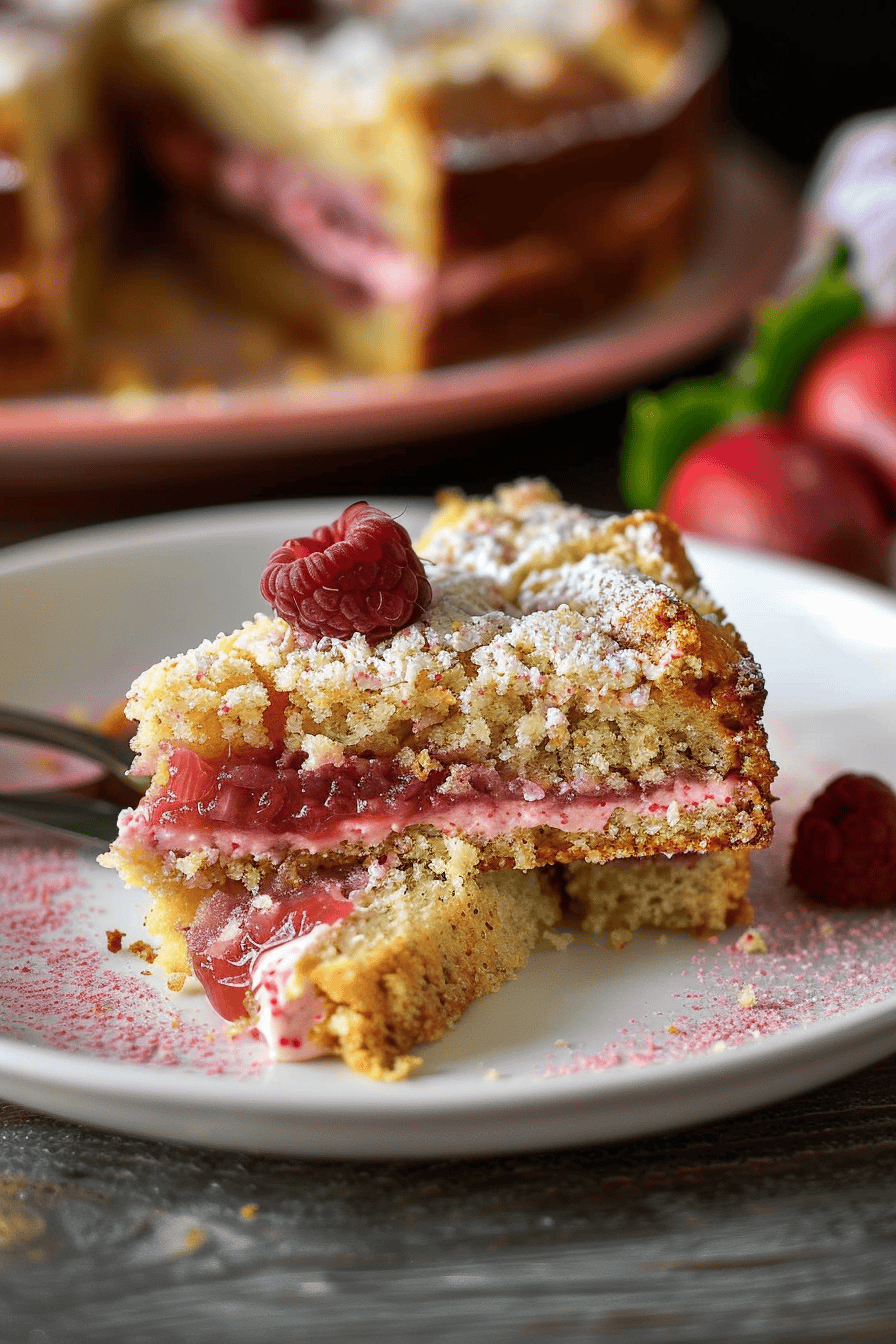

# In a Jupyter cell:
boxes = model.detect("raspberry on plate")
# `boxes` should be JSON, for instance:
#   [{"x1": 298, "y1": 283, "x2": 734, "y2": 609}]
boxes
[
  {"x1": 789, "y1": 773, "x2": 896, "y2": 907},
  {"x1": 260, "y1": 502, "x2": 432, "y2": 643}
]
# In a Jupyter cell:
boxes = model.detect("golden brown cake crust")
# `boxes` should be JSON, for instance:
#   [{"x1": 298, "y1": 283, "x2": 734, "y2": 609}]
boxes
[{"x1": 105, "y1": 482, "x2": 775, "y2": 894}]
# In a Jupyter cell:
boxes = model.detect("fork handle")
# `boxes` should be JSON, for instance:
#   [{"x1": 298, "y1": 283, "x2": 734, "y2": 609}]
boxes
[
  {"x1": 0, "y1": 705, "x2": 136, "y2": 785},
  {"x1": 0, "y1": 793, "x2": 122, "y2": 846}
]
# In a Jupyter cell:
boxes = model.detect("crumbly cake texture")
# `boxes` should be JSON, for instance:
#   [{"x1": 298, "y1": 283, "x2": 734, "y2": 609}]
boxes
[
  {"x1": 102, "y1": 481, "x2": 774, "y2": 1019},
  {"x1": 275, "y1": 841, "x2": 560, "y2": 1080},
  {"x1": 156, "y1": 834, "x2": 561, "y2": 1081},
  {"x1": 563, "y1": 849, "x2": 754, "y2": 950}
]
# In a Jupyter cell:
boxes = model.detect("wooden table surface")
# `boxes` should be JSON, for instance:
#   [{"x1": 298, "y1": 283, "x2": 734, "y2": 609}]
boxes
[
  {"x1": 2, "y1": 395, "x2": 895, "y2": 1342},
  {"x1": 0, "y1": 1050, "x2": 894, "y2": 1343}
]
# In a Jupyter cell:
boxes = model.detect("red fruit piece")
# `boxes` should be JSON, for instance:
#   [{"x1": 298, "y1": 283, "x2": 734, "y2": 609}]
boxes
[
  {"x1": 789, "y1": 773, "x2": 896, "y2": 908},
  {"x1": 185, "y1": 874, "x2": 357, "y2": 1020},
  {"x1": 227, "y1": 0, "x2": 318, "y2": 29},
  {"x1": 791, "y1": 322, "x2": 896, "y2": 505},
  {"x1": 659, "y1": 418, "x2": 894, "y2": 584},
  {"x1": 261, "y1": 502, "x2": 432, "y2": 643}
]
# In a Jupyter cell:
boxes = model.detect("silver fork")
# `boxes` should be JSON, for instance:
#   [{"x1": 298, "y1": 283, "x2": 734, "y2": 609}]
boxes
[{"x1": 0, "y1": 705, "x2": 148, "y2": 846}]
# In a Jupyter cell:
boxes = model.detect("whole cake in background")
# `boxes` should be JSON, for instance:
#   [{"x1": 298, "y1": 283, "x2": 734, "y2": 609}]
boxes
[
  {"x1": 1, "y1": 0, "x2": 722, "y2": 391},
  {"x1": 101, "y1": 482, "x2": 775, "y2": 1079},
  {"x1": 0, "y1": 6, "x2": 110, "y2": 395}
]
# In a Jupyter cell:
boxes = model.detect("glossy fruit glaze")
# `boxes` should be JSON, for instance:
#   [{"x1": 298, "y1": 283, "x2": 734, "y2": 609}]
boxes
[
  {"x1": 147, "y1": 746, "x2": 547, "y2": 841},
  {"x1": 185, "y1": 865, "x2": 364, "y2": 1019}
]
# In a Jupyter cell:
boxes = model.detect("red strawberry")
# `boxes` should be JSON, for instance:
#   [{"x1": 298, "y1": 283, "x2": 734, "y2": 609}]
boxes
[
  {"x1": 790, "y1": 774, "x2": 896, "y2": 908},
  {"x1": 791, "y1": 322, "x2": 896, "y2": 505},
  {"x1": 261, "y1": 502, "x2": 432, "y2": 644},
  {"x1": 658, "y1": 419, "x2": 894, "y2": 584}
]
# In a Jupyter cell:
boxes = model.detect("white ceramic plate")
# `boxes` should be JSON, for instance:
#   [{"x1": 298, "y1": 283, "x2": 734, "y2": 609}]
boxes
[{"x1": 0, "y1": 500, "x2": 895, "y2": 1159}]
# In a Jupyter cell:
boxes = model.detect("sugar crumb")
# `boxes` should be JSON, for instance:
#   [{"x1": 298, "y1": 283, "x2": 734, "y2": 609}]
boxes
[
  {"x1": 543, "y1": 929, "x2": 574, "y2": 951},
  {"x1": 737, "y1": 983, "x2": 757, "y2": 1008},
  {"x1": 554, "y1": 1039, "x2": 572, "y2": 1049},
  {"x1": 167, "y1": 973, "x2": 186, "y2": 992},
  {"x1": 128, "y1": 940, "x2": 157, "y2": 964},
  {"x1": 170, "y1": 1226, "x2": 207, "y2": 1258},
  {"x1": 240, "y1": 1204, "x2": 259, "y2": 1220},
  {"x1": 734, "y1": 928, "x2": 767, "y2": 955},
  {"x1": 484, "y1": 1068, "x2": 501, "y2": 1081},
  {"x1": 105, "y1": 929, "x2": 124, "y2": 953}
]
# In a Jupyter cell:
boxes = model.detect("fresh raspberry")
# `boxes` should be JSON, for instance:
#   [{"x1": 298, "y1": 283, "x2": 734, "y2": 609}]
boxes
[
  {"x1": 260, "y1": 502, "x2": 432, "y2": 643},
  {"x1": 789, "y1": 773, "x2": 896, "y2": 907}
]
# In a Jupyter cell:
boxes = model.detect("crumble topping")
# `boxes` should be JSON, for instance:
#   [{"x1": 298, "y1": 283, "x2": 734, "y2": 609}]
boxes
[{"x1": 124, "y1": 486, "x2": 766, "y2": 801}]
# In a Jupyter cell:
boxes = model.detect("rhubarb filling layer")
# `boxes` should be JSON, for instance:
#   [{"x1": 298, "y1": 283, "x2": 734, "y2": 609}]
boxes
[
  {"x1": 159, "y1": 126, "x2": 576, "y2": 313},
  {"x1": 120, "y1": 746, "x2": 744, "y2": 859},
  {"x1": 184, "y1": 864, "x2": 365, "y2": 1021},
  {"x1": 137, "y1": 94, "x2": 687, "y2": 318}
]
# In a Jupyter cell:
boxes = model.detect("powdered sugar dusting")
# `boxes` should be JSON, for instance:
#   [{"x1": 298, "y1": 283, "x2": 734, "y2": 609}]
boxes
[
  {"x1": 0, "y1": 831, "x2": 266, "y2": 1075},
  {"x1": 542, "y1": 742, "x2": 896, "y2": 1079}
]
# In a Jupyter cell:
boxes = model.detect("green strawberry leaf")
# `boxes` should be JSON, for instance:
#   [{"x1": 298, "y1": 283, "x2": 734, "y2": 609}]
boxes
[
  {"x1": 620, "y1": 379, "x2": 758, "y2": 510},
  {"x1": 733, "y1": 241, "x2": 866, "y2": 412},
  {"x1": 619, "y1": 243, "x2": 866, "y2": 510}
]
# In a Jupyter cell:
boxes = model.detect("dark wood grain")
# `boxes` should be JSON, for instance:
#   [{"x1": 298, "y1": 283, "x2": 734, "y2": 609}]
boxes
[{"x1": 1, "y1": 1052, "x2": 894, "y2": 1343}]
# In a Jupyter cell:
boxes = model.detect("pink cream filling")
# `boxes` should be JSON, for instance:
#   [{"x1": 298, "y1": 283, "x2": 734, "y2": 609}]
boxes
[
  {"x1": 216, "y1": 147, "x2": 431, "y2": 303},
  {"x1": 250, "y1": 926, "x2": 336, "y2": 1061},
  {"x1": 214, "y1": 145, "x2": 560, "y2": 312},
  {"x1": 120, "y1": 746, "x2": 742, "y2": 862}
]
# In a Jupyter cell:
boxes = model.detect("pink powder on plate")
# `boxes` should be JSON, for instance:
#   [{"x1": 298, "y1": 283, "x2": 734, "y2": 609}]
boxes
[
  {"x1": 0, "y1": 832, "x2": 266, "y2": 1076},
  {"x1": 542, "y1": 755, "x2": 896, "y2": 1078}
]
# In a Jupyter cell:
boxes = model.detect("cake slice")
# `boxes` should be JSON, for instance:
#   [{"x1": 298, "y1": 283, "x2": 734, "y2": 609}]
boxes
[
  {"x1": 0, "y1": 12, "x2": 110, "y2": 393},
  {"x1": 102, "y1": 483, "x2": 774, "y2": 1075}
]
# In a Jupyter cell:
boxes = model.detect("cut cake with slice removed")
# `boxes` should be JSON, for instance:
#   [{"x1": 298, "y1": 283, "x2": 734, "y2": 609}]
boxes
[
  {"x1": 563, "y1": 848, "x2": 754, "y2": 950},
  {"x1": 104, "y1": 0, "x2": 715, "y2": 373},
  {"x1": 101, "y1": 480, "x2": 775, "y2": 1074}
]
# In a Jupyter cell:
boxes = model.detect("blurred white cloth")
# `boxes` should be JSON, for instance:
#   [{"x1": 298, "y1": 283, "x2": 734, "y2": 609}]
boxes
[{"x1": 798, "y1": 111, "x2": 896, "y2": 315}]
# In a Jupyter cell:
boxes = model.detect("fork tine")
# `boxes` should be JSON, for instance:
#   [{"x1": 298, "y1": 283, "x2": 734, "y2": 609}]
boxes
[{"x1": 0, "y1": 793, "x2": 123, "y2": 846}]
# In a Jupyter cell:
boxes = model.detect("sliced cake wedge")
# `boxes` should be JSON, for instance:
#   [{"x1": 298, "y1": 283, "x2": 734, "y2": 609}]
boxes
[{"x1": 101, "y1": 482, "x2": 775, "y2": 1074}]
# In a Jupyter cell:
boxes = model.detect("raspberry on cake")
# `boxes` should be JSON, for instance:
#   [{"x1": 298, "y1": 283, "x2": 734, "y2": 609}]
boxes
[
  {"x1": 101, "y1": 482, "x2": 775, "y2": 1076},
  {"x1": 260, "y1": 501, "x2": 432, "y2": 642}
]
